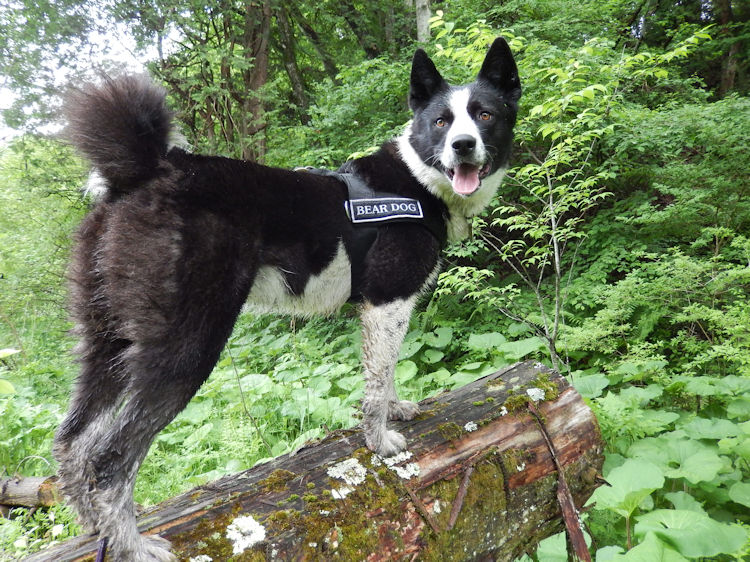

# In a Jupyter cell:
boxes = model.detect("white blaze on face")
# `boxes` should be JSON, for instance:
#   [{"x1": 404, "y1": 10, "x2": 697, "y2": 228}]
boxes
[{"x1": 440, "y1": 87, "x2": 486, "y2": 195}]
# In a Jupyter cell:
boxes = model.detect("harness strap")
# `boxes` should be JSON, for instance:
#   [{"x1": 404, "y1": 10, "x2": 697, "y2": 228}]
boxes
[{"x1": 295, "y1": 166, "x2": 447, "y2": 300}]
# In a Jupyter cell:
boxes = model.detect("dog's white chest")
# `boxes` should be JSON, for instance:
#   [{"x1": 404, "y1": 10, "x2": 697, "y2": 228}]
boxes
[{"x1": 245, "y1": 241, "x2": 352, "y2": 317}]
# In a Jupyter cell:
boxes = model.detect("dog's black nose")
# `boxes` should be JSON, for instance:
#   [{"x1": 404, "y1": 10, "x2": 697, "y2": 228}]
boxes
[{"x1": 452, "y1": 135, "x2": 476, "y2": 156}]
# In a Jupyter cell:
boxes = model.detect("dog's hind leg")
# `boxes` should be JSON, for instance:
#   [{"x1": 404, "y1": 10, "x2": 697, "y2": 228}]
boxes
[
  {"x1": 53, "y1": 335, "x2": 129, "y2": 533},
  {"x1": 360, "y1": 296, "x2": 420, "y2": 457},
  {"x1": 86, "y1": 332, "x2": 236, "y2": 562}
]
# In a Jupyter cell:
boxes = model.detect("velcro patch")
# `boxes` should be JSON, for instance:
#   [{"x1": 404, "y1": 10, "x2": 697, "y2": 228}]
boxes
[{"x1": 346, "y1": 197, "x2": 424, "y2": 224}]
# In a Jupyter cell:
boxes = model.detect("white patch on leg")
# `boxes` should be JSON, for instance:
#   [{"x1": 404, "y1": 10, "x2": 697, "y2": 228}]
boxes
[
  {"x1": 95, "y1": 480, "x2": 176, "y2": 561},
  {"x1": 360, "y1": 296, "x2": 417, "y2": 456},
  {"x1": 245, "y1": 241, "x2": 351, "y2": 317}
]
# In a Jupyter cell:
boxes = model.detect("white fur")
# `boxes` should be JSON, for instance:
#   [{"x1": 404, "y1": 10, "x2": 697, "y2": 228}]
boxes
[
  {"x1": 360, "y1": 296, "x2": 418, "y2": 456},
  {"x1": 83, "y1": 168, "x2": 108, "y2": 201},
  {"x1": 245, "y1": 240, "x2": 351, "y2": 317},
  {"x1": 441, "y1": 88, "x2": 487, "y2": 168},
  {"x1": 396, "y1": 124, "x2": 506, "y2": 241}
]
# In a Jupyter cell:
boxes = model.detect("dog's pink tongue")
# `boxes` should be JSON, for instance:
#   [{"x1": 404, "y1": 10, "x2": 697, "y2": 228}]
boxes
[{"x1": 452, "y1": 164, "x2": 480, "y2": 195}]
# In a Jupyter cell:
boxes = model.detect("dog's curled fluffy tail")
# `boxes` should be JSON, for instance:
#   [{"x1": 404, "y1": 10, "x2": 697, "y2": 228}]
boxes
[{"x1": 65, "y1": 75, "x2": 173, "y2": 195}]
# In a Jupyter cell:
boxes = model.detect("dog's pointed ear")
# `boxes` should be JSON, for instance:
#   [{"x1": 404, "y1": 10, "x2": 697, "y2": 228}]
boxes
[
  {"x1": 477, "y1": 37, "x2": 522, "y2": 104},
  {"x1": 409, "y1": 49, "x2": 447, "y2": 111}
]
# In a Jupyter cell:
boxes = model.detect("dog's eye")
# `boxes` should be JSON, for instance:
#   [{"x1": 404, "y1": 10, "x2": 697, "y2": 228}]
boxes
[
  {"x1": 435, "y1": 117, "x2": 447, "y2": 128},
  {"x1": 479, "y1": 111, "x2": 492, "y2": 121}
]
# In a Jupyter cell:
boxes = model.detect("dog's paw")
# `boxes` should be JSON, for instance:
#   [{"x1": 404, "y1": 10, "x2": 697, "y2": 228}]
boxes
[
  {"x1": 117, "y1": 534, "x2": 176, "y2": 562},
  {"x1": 367, "y1": 429, "x2": 407, "y2": 457},
  {"x1": 142, "y1": 535, "x2": 177, "y2": 562},
  {"x1": 388, "y1": 400, "x2": 420, "y2": 421}
]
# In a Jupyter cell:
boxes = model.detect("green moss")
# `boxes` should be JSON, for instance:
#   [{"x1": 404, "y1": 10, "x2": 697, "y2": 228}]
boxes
[
  {"x1": 171, "y1": 502, "x2": 251, "y2": 561},
  {"x1": 420, "y1": 455, "x2": 508, "y2": 561},
  {"x1": 437, "y1": 422, "x2": 463, "y2": 441},
  {"x1": 259, "y1": 459, "x2": 409, "y2": 559},
  {"x1": 503, "y1": 392, "x2": 529, "y2": 412},
  {"x1": 473, "y1": 400, "x2": 486, "y2": 406},
  {"x1": 259, "y1": 469, "x2": 297, "y2": 493},
  {"x1": 534, "y1": 373, "x2": 560, "y2": 401},
  {"x1": 306, "y1": 482, "x2": 316, "y2": 489}
]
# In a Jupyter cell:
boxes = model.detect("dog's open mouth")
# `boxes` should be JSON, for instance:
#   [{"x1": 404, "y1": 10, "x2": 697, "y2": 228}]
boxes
[{"x1": 445, "y1": 163, "x2": 491, "y2": 195}]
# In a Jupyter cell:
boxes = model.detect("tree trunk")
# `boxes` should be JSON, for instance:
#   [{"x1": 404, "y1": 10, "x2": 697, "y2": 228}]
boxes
[
  {"x1": 274, "y1": 4, "x2": 310, "y2": 123},
  {"x1": 26, "y1": 361, "x2": 604, "y2": 561},
  {"x1": 416, "y1": 0, "x2": 431, "y2": 43},
  {"x1": 239, "y1": 0, "x2": 272, "y2": 162},
  {"x1": 287, "y1": 4, "x2": 340, "y2": 82},
  {"x1": 714, "y1": 0, "x2": 739, "y2": 98}
]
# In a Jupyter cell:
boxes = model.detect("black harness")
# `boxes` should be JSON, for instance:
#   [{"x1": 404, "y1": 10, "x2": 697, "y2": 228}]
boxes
[{"x1": 297, "y1": 167, "x2": 447, "y2": 300}]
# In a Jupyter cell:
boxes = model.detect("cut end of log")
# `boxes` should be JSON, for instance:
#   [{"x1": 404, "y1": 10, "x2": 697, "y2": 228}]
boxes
[
  {"x1": 1, "y1": 476, "x2": 60, "y2": 509},
  {"x1": 26, "y1": 360, "x2": 604, "y2": 561}
]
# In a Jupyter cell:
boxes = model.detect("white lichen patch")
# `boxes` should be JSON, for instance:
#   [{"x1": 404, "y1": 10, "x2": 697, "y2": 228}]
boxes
[
  {"x1": 373, "y1": 450, "x2": 420, "y2": 480},
  {"x1": 433, "y1": 499, "x2": 442, "y2": 514},
  {"x1": 516, "y1": 462, "x2": 526, "y2": 472},
  {"x1": 327, "y1": 458, "x2": 367, "y2": 499},
  {"x1": 189, "y1": 556, "x2": 213, "y2": 562},
  {"x1": 499, "y1": 406, "x2": 509, "y2": 416},
  {"x1": 526, "y1": 387, "x2": 545, "y2": 402},
  {"x1": 331, "y1": 486, "x2": 354, "y2": 499},
  {"x1": 464, "y1": 421, "x2": 478, "y2": 432},
  {"x1": 327, "y1": 458, "x2": 367, "y2": 486},
  {"x1": 226, "y1": 515, "x2": 266, "y2": 555}
]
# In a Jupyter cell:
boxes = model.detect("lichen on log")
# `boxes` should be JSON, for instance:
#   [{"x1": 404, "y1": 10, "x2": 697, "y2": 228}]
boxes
[{"x1": 26, "y1": 360, "x2": 604, "y2": 561}]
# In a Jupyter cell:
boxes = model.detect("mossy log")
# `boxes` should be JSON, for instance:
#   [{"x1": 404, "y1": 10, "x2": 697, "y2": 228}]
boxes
[{"x1": 27, "y1": 360, "x2": 604, "y2": 561}]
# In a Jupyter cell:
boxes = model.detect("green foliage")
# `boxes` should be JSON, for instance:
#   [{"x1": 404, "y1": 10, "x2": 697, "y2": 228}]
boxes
[{"x1": 2, "y1": 1, "x2": 750, "y2": 559}]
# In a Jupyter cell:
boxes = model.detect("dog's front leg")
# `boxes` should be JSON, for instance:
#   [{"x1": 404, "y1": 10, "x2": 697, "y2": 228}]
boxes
[{"x1": 360, "y1": 297, "x2": 419, "y2": 457}]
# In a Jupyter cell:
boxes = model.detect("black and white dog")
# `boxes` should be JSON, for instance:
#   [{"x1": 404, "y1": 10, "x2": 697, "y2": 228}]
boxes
[{"x1": 54, "y1": 39, "x2": 520, "y2": 560}]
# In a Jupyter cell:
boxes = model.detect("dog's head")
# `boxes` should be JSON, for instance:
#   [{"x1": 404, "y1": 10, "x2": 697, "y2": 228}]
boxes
[{"x1": 398, "y1": 38, "x2": 521, "y2": 216}]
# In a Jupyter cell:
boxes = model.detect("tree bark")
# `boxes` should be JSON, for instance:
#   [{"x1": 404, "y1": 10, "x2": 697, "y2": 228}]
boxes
[
  {"x1": 0, "y1": 476, "x2": 60, "y2": 508},
  {"x1": 714, "y1": 0, "x2": 739, "y2": 98},
  {"x1": 239, "y1": 0, "x2": 272, "y2": 162},
  {"x1": 286, "y1": 4, "x2": 340, "y2": 82},
  {"x1": 416, "y1": 0, "x2": 431, "y2": 43},
  {"x1": 274, "y1": 4, "x2": 310, "y2": 123},
  {"x1": 26, "y1": 361, "x2": 604, "y2": 561}
]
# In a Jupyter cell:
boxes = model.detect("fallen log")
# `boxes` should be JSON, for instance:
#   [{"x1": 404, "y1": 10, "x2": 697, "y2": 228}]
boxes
[
  {"x1": 26, "y1": 360, "x2": 604, "y2": 561},
  {"x1": 1, "y1": 476, "x2": 60, "y2": 508}
]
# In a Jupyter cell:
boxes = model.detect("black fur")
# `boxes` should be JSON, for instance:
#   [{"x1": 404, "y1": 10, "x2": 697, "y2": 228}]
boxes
[{"x1": 54, "y1": 40, "x2": 520, "y2": 561}]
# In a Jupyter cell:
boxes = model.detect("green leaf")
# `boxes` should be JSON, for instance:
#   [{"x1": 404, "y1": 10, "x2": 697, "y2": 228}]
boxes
[
  {"x1": 183, "y1": 423, "x2": 213, "y2": 449},
  {"x1": 727, "y1": 397, "x2": 750, "y2": 420},
  {"x1": 587, "y1": 459, "x2": 664, "y2": 518},
  {"x1": 421, "y1": 348, "x2": 444, "y2": 364},
  {"x1": 179, "y1": 399, "x2": 214, "y2": 425},
  {"x1": 634, "y1": 509, "x2": 748, "y2": 558},
  {"x1": 682, "y1": 417, "x2": 741, "y2": 440},
  {"x1": 728, "y1": 481, "x2": 750, "y2": 508},
  {"x1": 535, "y1": 531, "x2": 569, "y2": 561},
  {"x1": 422, "y1": 327, "x2": 453, "y2": 348},
  {"x1": 625, "y1": 532, "x2": 689, "y2": 561},
  {"x1": 663, "y1": 444, "x2": 725, "y2": 484},
  {"x1": 0, "y1": 379, "x2": 15, "y2": 394},
  {"x1": 664, "y1": 491, "x2": 705, "y2": 513},
  {"x1": 572, "y1": 373, "x2": 609, "y2": 398},
  {"x1": 467, "y1": 332, "x2": 506, "y2": 351},
  {"x1": 395, "y1": 360, "x2": 418, "y2": 383},
  {"x1": 496, "y1": 337, "x2": 545, "y2": 360},
  {"x1": 0, "y1": 348, "x2": 21, "y2": 359}
]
